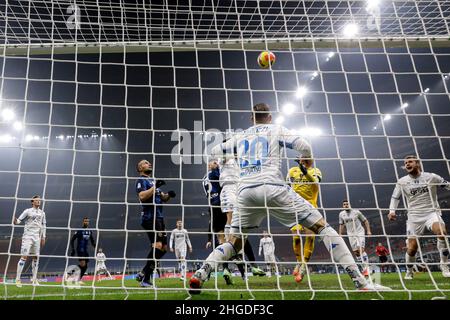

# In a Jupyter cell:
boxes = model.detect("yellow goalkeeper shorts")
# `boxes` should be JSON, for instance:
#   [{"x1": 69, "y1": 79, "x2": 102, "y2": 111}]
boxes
[{"x1": 290, "y1": 224, "x2": 304, "y2": 233}]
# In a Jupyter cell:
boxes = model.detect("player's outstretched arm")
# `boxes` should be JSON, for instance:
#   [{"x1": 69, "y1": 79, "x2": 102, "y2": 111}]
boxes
[
  {"x1": 70, "y1": 232, "x2": 77, "y2": 255},
  {"x1": 169, "y1": 231, "x2": 174, "y2": 252},
  {"x1": 41, "y1": 212, "x2": 47, "y2": 246},
  {"x1": 388, "y1": 183, "x2": 401, "y2": 221},
  {"x1": 14, "y1": 209, "x2": 28, "y2": 225},
  {"x1": 90, "y1": 233, "x2": 96, "y2": 247}
]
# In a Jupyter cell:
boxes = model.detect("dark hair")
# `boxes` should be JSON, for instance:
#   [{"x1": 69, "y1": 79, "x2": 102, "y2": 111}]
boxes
[
  {"x1": 342, "y1": 199, "x2": 349, "y2": 203},
  {"x1": 252, "y1": 103, "x2": 271, "y2": 122},
  {"x1": 404, "y1": 155, "x2": 418, "y2": 161},
  {"x1": 83, "y1": 217, "x2": 89, "y2": 220},
  {"x1": 31, "y1": 195, "x2": 40, "y2": 203}
]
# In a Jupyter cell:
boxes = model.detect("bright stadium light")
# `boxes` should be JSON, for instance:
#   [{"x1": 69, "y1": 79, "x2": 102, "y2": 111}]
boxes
[
  {"x1": 56, "y1": 135, "x2": 65, "y2": 140},
  {"x1": 401, "y1": 102, "x2": 409, "y2": 109},
  {"x1": 383, "y1": 114, "x2": 392, "y2": 121},
  {"x1": 282, "y1": 103, "x2": 296, "y2": 115},
  {"x1": 366, "y1": 0, "x2": 380, "y2": 10},
  {"x1": 33, "y1": 135, "x2": 40, "y2": 140},
  {"x1": 311, "y1": 71, "x2": 318, "y2": 80},
  {"x1": 1, "y1": 109, "x2": 15, "y2": 121},
  {"x1": 25, "y1": 134, "x2": 33, "y2": 142},
  {"x1": 326, "y1": 52, "x2": 335, "y2": 62},
  {"x1": 275, "y1": 116, "x2": 285, "y2": 124},
  {"x1": 0, "y1": 134, "x2": 13, "y2": 143},
  {"x1": 343, "y1": 23, "x2": 359, "y2": 38},
  {"x1": 297, "y1": 127, "x2": 323, "y2": 137},
  {"x1": 13, "y1": 121, "x2": 23, "y2": 131},
  {"x1": 296, "y1": 86, "x2": 308, "y2": 98},
  {"x1": 424, "y1": 87, "x2": 430, "y2": 93}
]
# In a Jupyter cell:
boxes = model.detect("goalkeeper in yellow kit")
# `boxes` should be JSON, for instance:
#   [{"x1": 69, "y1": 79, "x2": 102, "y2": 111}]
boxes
[{"x1": 286, "y1": 156, "x2": 322, "y2": 283}]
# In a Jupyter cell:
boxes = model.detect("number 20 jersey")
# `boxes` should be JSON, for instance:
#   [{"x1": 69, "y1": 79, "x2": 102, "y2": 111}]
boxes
[{"x1": 213, "y1": 124, "x2": 312, "y2": 186}]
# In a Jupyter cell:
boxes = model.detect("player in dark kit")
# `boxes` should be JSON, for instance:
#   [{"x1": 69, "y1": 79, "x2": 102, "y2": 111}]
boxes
[
  {"x1": 135, "y1": 159, "x2": 176, "y2": 287},
  {"x1": 70, "y1": 217, "x2": 96, "y2": 283},
  {"x1": 203, "y1": 160, "x2": 233, "y2": 284}
]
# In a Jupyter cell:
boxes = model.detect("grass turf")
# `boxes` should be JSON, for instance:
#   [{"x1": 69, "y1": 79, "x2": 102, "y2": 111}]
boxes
[{"x1": 1, "y1": 272, "x2": 449, "y2": 300}]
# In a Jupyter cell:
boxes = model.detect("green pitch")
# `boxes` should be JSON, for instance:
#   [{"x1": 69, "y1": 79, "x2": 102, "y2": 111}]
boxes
[{"x1": 1, "y1": 273, "x2": 449, "y2": 300}]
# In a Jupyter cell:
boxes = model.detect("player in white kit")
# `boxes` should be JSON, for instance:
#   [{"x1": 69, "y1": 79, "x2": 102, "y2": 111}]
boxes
[
  {"x1": 169, "y1": 220, "x2": 192, "y2": 280},
  {"x1": 219, "y1": 155, "x2": 266, "y2": 277},
  {"x1": 258, "y1": 231, "x2": 277, "y2": 276},
  {"x1": 388, "y1": 155, "x2": 450, "y2": 279},
  {"x1": 13, "y1": 195, "x2": 46, "y2": 287},
  {"x1": 95, "y1": 248, "x2": 113, "y2": 281},
  {"x1": 338, "y1": 200, "x2": 372, "y2": 276},
  {"x1": 189, "y1": 103, "x2": 390, "y2": 293}
]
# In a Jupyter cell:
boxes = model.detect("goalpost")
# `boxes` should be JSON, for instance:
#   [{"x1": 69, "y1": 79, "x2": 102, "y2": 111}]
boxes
[{"x1": 0, "y1": 0, "x2": 449, "y2": 300}]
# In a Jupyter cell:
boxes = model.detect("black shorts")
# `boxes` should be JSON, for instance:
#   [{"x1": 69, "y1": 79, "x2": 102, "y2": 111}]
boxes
[
  {"x1": 379, "y1": 256, "x2": 388, "y2": 263},
  {"x1": 210, "y1": 206, "x2": 227, "y2": 233},
  {"x1": 141, "y1": 218, "x2": 167, "y2": 245},
  {"x1": 77, "y1": 250, "x2": 89, "y2": 263}
]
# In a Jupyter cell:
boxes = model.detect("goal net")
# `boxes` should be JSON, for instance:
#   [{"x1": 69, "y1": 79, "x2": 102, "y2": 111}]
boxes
[{"x1": 0, "y1": 0, "x2": 449, "y2": 300}]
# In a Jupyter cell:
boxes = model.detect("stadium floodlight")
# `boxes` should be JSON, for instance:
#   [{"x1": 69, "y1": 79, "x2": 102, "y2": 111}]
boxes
[
  {"x1": 282, "y1": 103, "x2": 296, "y2": 115},
  {"x1": 311, "y1": 71, "x2": 318, "y2": 80},
  {"x1": 56, "y1": 135, "x2": 65, "y2": 140},
  {"x1": 297, "y1": 127, "x2": 323, "y2": 137},
  {"x1": 424, "y1": 88, "x2": 430, "y2": 93},
  {"x1": 384, "y1": 114, "x2": 392, "y2": 121},
  {"x1": 25, "y1": 134, "x2": 33, "y2": 142},
  {"x1": 343, "y1": 23, "x2": 359, "y2": 38},
  {"x1": 0, "y1": 134, "x2": 13, "y2": 143},
  {"x1": 33, "y1": 135, "x2": 40, "y2": 140},
  {"x1": 326, "y1": 52, "x2": 335, "y2": 61},
  {"x1": 1, "y1": 109, "x2": 15, "y2": 121},
  {"x1": 401, "y1": 102, "x2": 409, "y2": 109},
  {"x1": 13, "y1": 121, "x2": 23, "y2": 131},
  {"x1": 275, "y1": 116, "x2": 285, "y2": 124},
  {"x1": 366, "y1": 0, "x2": 380, "y2": 10},
  {"x1": 296, "y1": 86, "x2": 308, "y2": 98}
]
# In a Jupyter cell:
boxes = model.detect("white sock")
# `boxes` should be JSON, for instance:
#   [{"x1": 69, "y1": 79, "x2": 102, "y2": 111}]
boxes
[
  {"x1": 319, "y1": 226, "x2": 366, "y2": 288},
  {"x1": 405, "y1": 252, "x2": 416, "y2": 271},
  {"x1": 362, "y1": 252, "x2": 369, "y2": 270},
  {"x1": 32, "y1": 259, "x2": 39, "y2": 281},
  {"x1": 224, "y1": 224, "x2": 231, "y2": 241},
  {"x1": 204, "y1": 242, "x2": 236, "y2": 270},
  {"x1": 181, "y1": 261, "x2": 187, "y2": 278},
  {"x1": 437, "y1": 239, "x2": 449, "y2": 264},
  {"x1": 16, "y1": 258, "x2": 26, "y2": 280}
]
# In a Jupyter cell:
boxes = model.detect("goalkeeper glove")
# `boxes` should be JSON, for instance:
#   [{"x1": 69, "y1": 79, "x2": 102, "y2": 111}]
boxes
[
  {"x1": 168, "y1": 190, "x2": 176, "y2": 198},
  {"x1": 155, "y1": 180, "x2": 166, "y2": 188},
  {"x1": 295, "y1": 160, "x2": 308, "y2": 176}
]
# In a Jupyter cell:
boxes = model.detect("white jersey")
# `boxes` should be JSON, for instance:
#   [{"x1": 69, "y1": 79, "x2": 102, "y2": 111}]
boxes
[
  {"x1": 212, "y1": 124, "x2": 311, "y2": 187},
  {"x1": 219, "y1": 158, "x2": 240, "y2": 187},
  {"x1": 389, "y1": 172, "x2": 450, "y2": 222},
  {"x1": 96, "y1": 252, "x2": 106, "y2": 263},
  {"x1": 259, "y1": 237, "x2": 275, "y2": 256},
  {"x1": 339, "y1": 209, "x2": 367, "y2": 236},
  {"x1": 17, "y1": 207, "x2": 46, "y2": 239},
  {"x1": 169, "y1": 228, "x2": 192, "y2": 250}
]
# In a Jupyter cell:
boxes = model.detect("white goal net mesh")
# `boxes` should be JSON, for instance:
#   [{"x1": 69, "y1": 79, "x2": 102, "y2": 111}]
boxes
[{"x1": 0, "y1": 0, "x2": 449, "y2": 300}]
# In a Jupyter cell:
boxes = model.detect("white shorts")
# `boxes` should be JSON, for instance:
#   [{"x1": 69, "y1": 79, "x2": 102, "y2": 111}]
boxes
[
  {"x1": 221, "y1": 184, "x2": 237, "y2": 213},
  {"x1": 348, "y1": 234, "x2": 365, "y2": 251},
  {"x1": 264, "y1": 254, "x2": 276, "y2": 263},
  {"x1": 96, "y1": 263, "x2": 107, "y2": 271},
  {"x1": 231, "y1": 184, "x2": 322, "y2": 235},
  {"x1": 20, "y1": 236, "x2": 40, "y2": 256},
  {"x1": 407, "y1": 213, "x2": 444, "y2": 238},
  {"x1": 175, "y1": 247, "x2": 187, "y2": 259}
]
